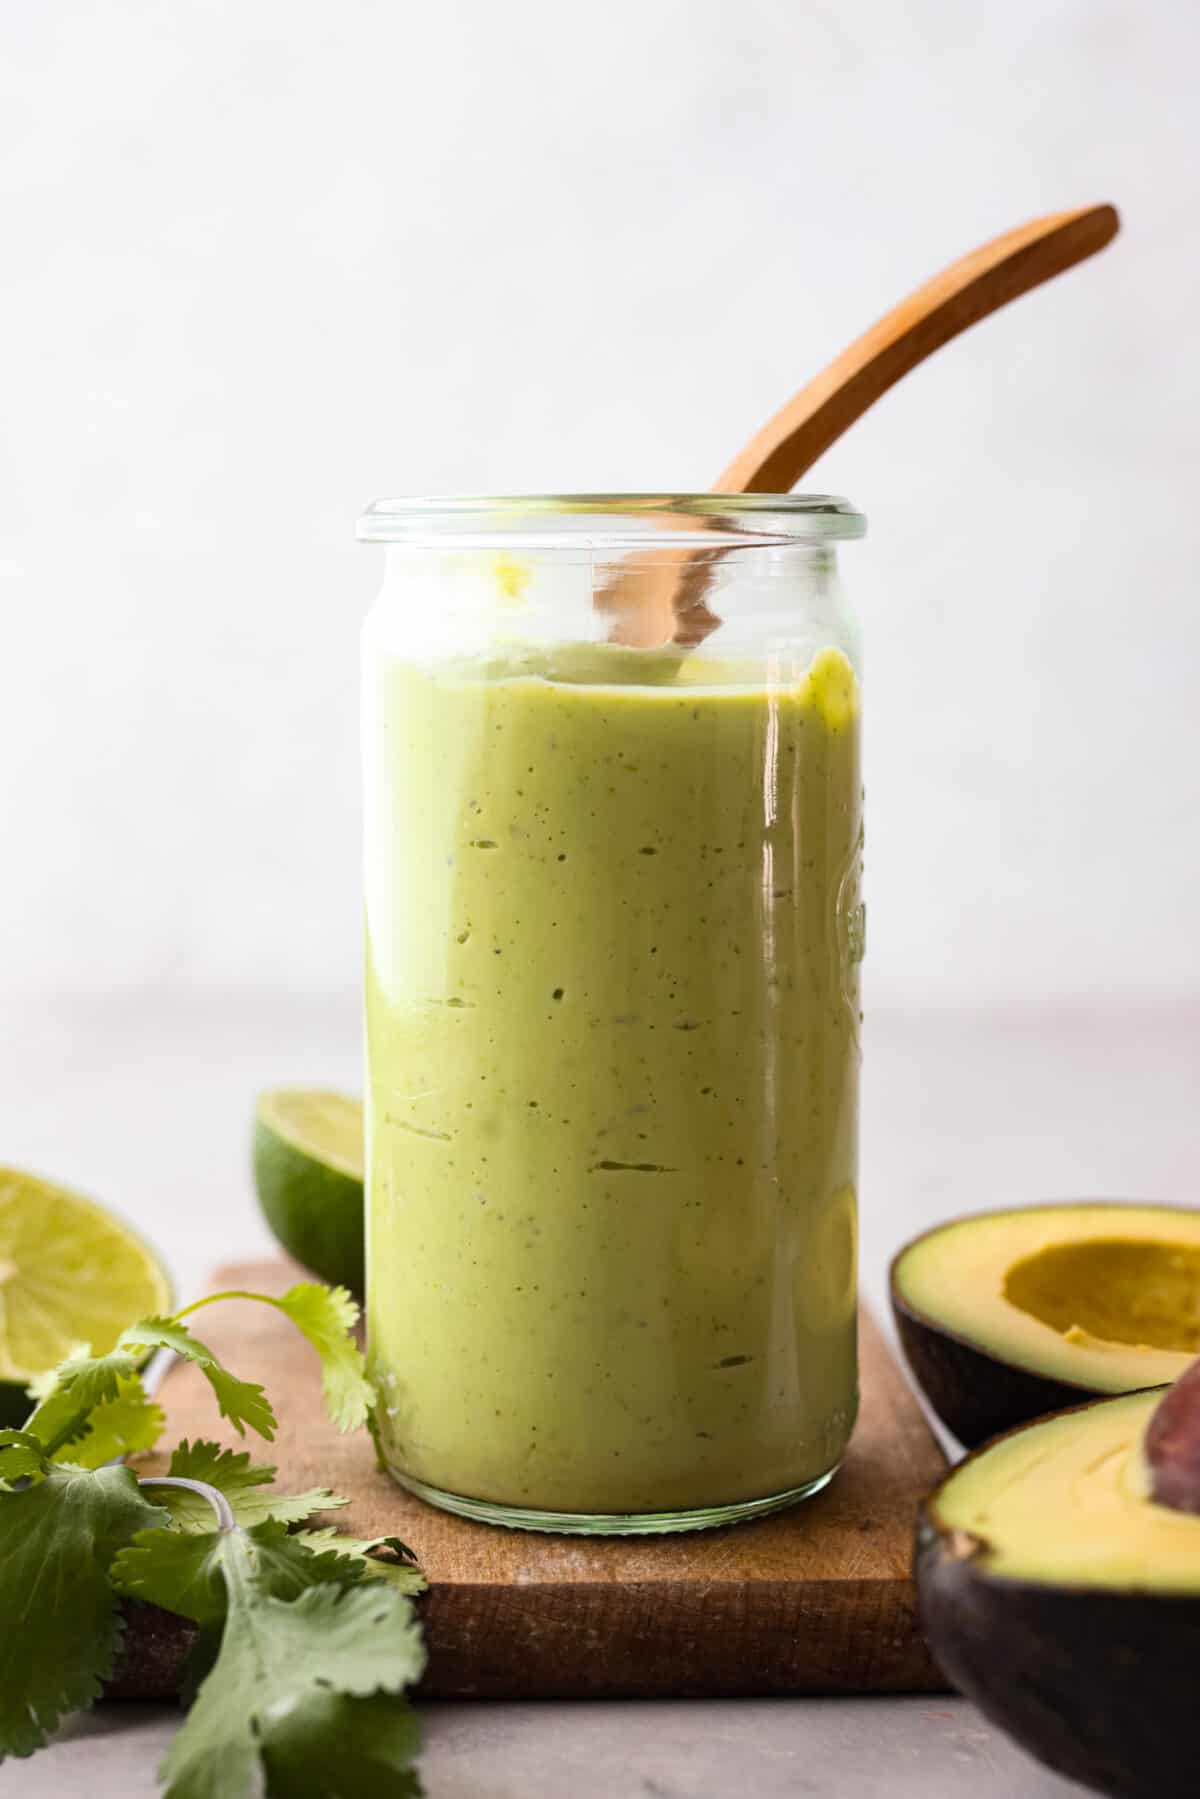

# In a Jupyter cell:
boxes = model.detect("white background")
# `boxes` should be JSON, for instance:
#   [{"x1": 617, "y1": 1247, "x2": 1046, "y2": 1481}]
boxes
[{"x1": 2, "y1": 0, "x2": 1197, "y2": 1023}]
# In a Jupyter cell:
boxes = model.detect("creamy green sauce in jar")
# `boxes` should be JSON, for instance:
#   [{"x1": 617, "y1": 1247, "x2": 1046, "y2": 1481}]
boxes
[{"x1": 365, "y1": 639, "x2": 862, "y2": 1518}]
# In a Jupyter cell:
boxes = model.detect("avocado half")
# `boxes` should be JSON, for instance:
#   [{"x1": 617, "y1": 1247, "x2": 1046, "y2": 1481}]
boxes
[
  {"x1": 891, "y1": 1201, "x2": 1200, "y2": 1446},
  {"x1": 917, "y1": 1386, "x2": 1200, "y2": 1799}
]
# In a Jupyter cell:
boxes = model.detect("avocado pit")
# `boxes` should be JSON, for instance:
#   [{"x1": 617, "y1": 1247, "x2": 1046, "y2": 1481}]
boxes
[{"x1": 1144, "y1": 1357, "x2": 1200, "y2": 1515}]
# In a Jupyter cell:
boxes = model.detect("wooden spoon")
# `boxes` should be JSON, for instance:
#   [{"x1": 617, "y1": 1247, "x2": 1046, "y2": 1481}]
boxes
[{"x1": 603, "y1": 202, "x2": 1119, "y2": 646}]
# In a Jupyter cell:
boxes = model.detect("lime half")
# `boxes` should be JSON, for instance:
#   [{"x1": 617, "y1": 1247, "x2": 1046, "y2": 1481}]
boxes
[
  {"x1": 253, "y1": 1089, "x2": 364, "y2": 1296},
  {"x1": 0, "y1": 1169, "x2": 172, "y2": 1427}
]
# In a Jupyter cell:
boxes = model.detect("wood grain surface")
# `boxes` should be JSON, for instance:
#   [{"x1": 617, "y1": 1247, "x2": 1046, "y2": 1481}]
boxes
[{"x1": 136, "y1": 1258, "x2": 948, "y2": 1698}]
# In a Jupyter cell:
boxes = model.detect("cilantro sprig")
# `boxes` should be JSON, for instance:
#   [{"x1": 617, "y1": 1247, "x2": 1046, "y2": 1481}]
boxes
[
  {"x1": 160, "y1": 1556, "x2": 424, "y2": 1799},
  {"x1": 167, "y1": 1281, "x2": 376, "y2": 1433},
  {"x1": 22, "y1": 1282, "x2": 375, "y2": 1461},
  {"x1": 0, "y1": 1282, "x2": 425, "y2": 1796}
]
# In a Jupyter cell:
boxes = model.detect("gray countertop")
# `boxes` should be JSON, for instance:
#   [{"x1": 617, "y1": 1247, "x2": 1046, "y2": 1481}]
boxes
[
  {"x1": 35, "y1": 1697, "x2": 1088, "y2": 1797},
  {"x1": 5, "y1": 995, "x2": 1194, "y2": 1797}
]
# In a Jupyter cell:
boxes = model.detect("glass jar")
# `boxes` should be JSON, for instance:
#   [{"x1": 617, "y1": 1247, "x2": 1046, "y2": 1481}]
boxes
[{"x1": 359, "y1": 495, "x2": 866, "y2": 1534}]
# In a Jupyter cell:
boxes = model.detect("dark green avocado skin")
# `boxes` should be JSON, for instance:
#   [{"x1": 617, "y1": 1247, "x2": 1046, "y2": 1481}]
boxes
[
  {"x1": 917, "y1": 1508, "x2": 1200, "y2": 1799},
  {"x1": 891, "y1": 1296, "x2": 1094, "y2": 1448}
]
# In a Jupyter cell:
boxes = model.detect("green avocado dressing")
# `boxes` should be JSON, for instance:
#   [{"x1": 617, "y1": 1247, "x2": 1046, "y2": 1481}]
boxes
[{"x1": 365, "y1": 641, "x2": 862, "y2": 1514}]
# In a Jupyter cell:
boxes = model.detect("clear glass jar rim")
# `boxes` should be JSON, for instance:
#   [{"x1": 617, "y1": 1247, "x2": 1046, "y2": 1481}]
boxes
[{"x1": 356, "y1": 493, "x2": 866, "y2": 549}]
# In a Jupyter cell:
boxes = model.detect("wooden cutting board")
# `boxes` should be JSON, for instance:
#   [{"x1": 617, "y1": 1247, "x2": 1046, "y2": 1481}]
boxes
[{"x1": 135, "y1": 1258, "x2": 947, "y2": 1698}]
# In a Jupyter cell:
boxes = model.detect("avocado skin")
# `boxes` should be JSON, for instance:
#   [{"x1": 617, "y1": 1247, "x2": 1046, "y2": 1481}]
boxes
[
  {"x1": 917, "y1": 1507, "x2": 1200, "y2": 1799},
  {"x1": 891, "y1": 1293, "x2": 1092, "y2": 1447}
]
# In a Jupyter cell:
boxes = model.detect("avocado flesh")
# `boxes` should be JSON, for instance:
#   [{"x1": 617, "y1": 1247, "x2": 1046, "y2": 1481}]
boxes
[
  {"x1": 894, "y1": 1202, "x2": 1200, "y2": 1397},
  {"x1": 930, "y1": 1388, "x2": 1200, "y2": 1590}
]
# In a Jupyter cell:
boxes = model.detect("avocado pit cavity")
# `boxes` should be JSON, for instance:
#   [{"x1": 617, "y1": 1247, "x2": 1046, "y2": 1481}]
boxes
[{"x1": 1003, "y1": 1238, "x2": 1200, "y2": 1353}]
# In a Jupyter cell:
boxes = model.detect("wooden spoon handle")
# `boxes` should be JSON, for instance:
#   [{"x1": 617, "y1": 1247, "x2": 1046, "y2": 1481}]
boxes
[{"x1": 717, "y1": 203, "x2": 1119, "y2": 494}]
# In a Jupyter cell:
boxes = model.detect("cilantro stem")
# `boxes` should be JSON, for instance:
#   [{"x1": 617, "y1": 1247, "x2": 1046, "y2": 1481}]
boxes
[
  {"x1": 171, "y1": 1289, "x2": 346, "y2": 1322},
  {"x1": 171, "y1": 1289, "x2": 266, "y2": 1321},
  {"x1": 140, "y1": 1476, "x2": 236, "y2": 1533}
]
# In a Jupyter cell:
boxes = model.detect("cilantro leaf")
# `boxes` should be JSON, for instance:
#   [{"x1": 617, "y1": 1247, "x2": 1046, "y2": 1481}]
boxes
[
  {"x1": 293, "y1": 1528, "x2": 427, "y2": 1596},
  {"x1": 24, "y1": 1344, "x2": 133, "y2": 1413},
  {"x1": 157, "y1": 1534, "x2": 425, "y2": 1799},
  {"x1": 57, "y1": 1377, "x2": 165, "y2": 1470},
  {"x1": 121, "y1": 1319, "x2": 276, "y2": 1440},
  {"x1": 147, "y1": 1440, "x2": 345, "y2": 1531},
  {"x1": 0, "y1": 1429, "x2": 48, "y2": 1487},
  {"x1": 24, "y1": 1349, "x2": 88, "y2": 1403},
  {"x1": 22, "y1": 1346, "x2": 140, "y2": 1456},
  {"x1": 113, "y1": 1528, "x2": 231, "y2": 1628},
  {"x1": 259, "y1": 1689, "x2": 423, "y2": 1797},
  {"x1": 113, "y1": 1517, "x2": 369, "y2": 1627},
  {"x1": 0, "y1": 1465, "x2": 167, "y2": 1758},
  {"x1": 271, "y1": 1283, "x2": 376, "y2": 1432}
]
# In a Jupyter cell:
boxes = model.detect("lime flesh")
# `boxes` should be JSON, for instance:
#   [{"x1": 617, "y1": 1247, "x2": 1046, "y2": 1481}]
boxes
[
  {"x1": 0, "y1": 1168, "x2": 172, "y2": 1427},
  {"x1": 253, "y1": 1089, "x2": 365, "y2": 1295}
]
